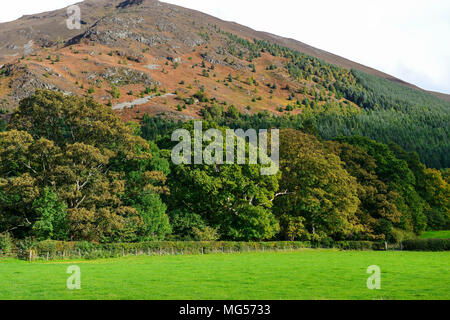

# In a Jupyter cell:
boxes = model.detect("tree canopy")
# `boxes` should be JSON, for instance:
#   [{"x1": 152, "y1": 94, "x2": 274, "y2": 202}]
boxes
[
  {"x1": 0, "y1": 90, "x2": 448, "y2": 243},
  {"x1": 0, "y1": 90, "x2": 170, "y2": 242}
]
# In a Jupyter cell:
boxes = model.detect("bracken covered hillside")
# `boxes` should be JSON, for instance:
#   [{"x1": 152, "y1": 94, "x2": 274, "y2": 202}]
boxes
[{"x1": 0, "y1": 0, "x2": 449, "y2": 168}]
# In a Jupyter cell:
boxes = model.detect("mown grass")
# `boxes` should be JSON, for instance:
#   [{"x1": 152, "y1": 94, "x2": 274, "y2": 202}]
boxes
[
  {"x1": 420, "y1": 230, "x2": 450, "y2": 239},
  {"x1": 0, "y1": 250, "x2": 448, "y2": 300}
]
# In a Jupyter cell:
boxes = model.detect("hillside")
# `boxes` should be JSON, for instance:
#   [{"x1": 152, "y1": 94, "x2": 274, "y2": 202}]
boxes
[
  {"x1": 0, "y1": 0, "x2": 445, "y2": 95},
  {"x1": 0, "y1": 0, "x2": 449, "y2": 248},
  {"x1": 0, "y1": 0, "x2": 449, "y2": 168}
]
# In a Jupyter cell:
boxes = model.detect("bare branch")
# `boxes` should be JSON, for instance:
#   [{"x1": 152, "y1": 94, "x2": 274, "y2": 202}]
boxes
[{"x1": 270, "y1": 190, "x2": 292, "y2": 202}]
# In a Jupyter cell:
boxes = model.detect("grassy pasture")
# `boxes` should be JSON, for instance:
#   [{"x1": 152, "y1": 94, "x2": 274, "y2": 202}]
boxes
[
  {"x1": 420, "y1": 230, "x2": 450, "y2": 239},
  {"x1": 0, "y1": 250, "x2": 448, "y2": 300}
]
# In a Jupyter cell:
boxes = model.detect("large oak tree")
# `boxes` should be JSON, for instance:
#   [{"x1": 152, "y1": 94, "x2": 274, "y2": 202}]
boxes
[{"x1": 0, "y1": 90, "x2": 170, "y2": 242}]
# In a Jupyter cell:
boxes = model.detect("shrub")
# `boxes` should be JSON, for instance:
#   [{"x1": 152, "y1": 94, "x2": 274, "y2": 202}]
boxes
[
  {"x1": 192, "y1": 227, "x2": 220, "y2": 241},
  {"x1": 35, "y1": 240, "x2": 58, "y2": 256},
  {"x1": 391, "y1": 228, "x2": 417, "y2": 243},
  {"x1": 110, "y1": 86, "x2": 121, "y2": 99},
  {"x1": 311, "y1": 240, "x2": 378, "y2": 250},
  {"x1": 13, "y1": 240, "x2": 390, "y2": 260},
  {"x1": 402, "y1": 239, "x2": 450, "y2": 251},
  {"x1": 0, "y1": 233, "x2": 13, "y2": 255},
  {"x1": 16, "y1": 238, "x2": 38, "y2": 260}
]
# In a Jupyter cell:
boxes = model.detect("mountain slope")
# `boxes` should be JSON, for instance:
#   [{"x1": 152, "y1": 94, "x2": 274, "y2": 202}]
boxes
[
  {"x1": 0, "y1": 0, "x2": 448, "y2": 168},
  {"x1": 0, "y1": 0, "x2": 446, "y2": 98}
]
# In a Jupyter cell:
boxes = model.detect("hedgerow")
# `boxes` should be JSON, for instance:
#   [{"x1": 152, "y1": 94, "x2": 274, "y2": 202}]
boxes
[
  {"x1": 402, "y1": 239, "x2": 450, "y2": 251},
  {"x1": 4, "y1": 240, "x2": 388, "y2": 261}
]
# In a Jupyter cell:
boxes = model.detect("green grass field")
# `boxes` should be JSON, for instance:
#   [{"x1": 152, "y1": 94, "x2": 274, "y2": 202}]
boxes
[
  {"x1": 420, "y1": 230, "x2": 450, "y2": 239},
  {"x1": 0, "y1": 250, "x2": 448, "y2": 300}
]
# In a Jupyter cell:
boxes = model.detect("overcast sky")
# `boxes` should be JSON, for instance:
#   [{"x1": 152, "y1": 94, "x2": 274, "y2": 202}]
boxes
[{"x1": 1, "y1": 0, "x2": 449, "y2": 94}]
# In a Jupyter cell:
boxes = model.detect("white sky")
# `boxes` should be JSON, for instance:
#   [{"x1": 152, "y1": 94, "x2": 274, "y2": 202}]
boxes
[{"x1": 0, "y1": 0, "x2": 449, "y2": 94}]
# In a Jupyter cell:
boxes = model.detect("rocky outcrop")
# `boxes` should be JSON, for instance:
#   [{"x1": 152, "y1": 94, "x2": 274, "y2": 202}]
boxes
[
  {"x1": 100, "y1": 67, "x2": 157, "y2": 86},
  {"x1": 116, "y1": 0, "x2": 144, "y2": 9},
  {"x1": 6, "y1": 65, "x2": 61, "y2": 103},
  {"x1": 114, "y1": 50, "x2": 148, "y2": 63},
  {"x1": 68, "y1": 26, "x2": 169, "y2": 47},
  {"x1": 200, "y1": 52, "x2": 246, "y2": 70}
]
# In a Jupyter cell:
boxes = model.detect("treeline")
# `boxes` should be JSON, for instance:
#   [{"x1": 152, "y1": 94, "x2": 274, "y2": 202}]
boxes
[
  {"x1": 334, "y1": 70, "x2": 450, "y2": 168},
  {"x1": 144, "y1": 114, "x2": 449, "y2": 241},
  {"x1": 0, "y1": 91, "x2": 448, "y2": 245},
  {"x1": 224, "y1": 33, "x2": 450, "y2": 169},
  {"x1": 209, "y1": 109, "x2": 449, "y2": 170}
]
